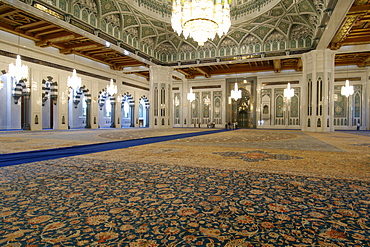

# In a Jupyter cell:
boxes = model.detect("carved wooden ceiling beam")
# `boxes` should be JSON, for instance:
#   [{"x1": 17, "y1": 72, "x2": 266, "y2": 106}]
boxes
[
  {"x1": 0, "y1": 9, "x2": 18, "y2": 18},
  {"x1": 195, "y1": 67, "x2": 211, "y2": 78},
  {"x1": 123, "y1": 71, "x2": 150, "y2": 80},
  {"x1": 105, "y1": 56, "x2": 133, "y2": 62},
  {"x1": 175, "y1": 69, "x2": 194, "y2": 79},
  {"x1": 358, "y1": 54, "x2": 370, "y2": 67},
  {"x1": 25, "y1": 24, "x2": 56, "y2": 34},
  {"x1": 36, "y1": 31, "x2": 76, "y2": 43},
  {"x1": 114, "y1": 61, "x2": 145, "y2": 67},
  {"x1": 34, "y1": 28, "x2": 65, "y2": 38},
  {"x1": 15, "y1": 20, "x2": 46, "y2": 31},
  {"x1": 273, "y1": 59, "x2": 281, "y2": 73},
  {"x1": 330, "y1": 2, "x2": 370, "y2": 50}
]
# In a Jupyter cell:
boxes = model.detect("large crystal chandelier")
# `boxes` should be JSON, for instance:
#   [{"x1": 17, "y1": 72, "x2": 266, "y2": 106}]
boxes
[
  {"x1": 171, "y1": 0, "x2": 231, "y2": 46},
  {"x1": 67, "y1": 69, "x2": 81, "y2": 90},
  {"x1": 187, "y1": 87, "x2": 195, "y2": 102},
  {"x1": 230, "y1": 82, "x2": 241, "y2": 100},
  {"x1": 8, "y1": 55, "x2": 29, "y2": 81},
  {"x1": 106, "y1": 79, "x2": 117, "y2": 95},
  {"x1": 284, "y1": 83, "x2": 294, "y2": 99},
  {"x1": 341, "y1": 79, "x2": 354, "y2": 97}
]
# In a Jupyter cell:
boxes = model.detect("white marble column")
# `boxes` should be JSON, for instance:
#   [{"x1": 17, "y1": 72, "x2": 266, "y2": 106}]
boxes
[
  {"x1": 301, "y1": 49, "x2": 335, "y2": 132},
  {"x1": 149, "y1": 65, "x2": 172, "y2": 128}
]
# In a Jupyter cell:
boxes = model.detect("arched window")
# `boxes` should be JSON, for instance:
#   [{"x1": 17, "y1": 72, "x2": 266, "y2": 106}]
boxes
[
  {"x1": 90, "y1": 14, "x2": 97, "y2": 27},
  {"x1": 59, "y1": 0, "x2": 67, "y2": 11},
  {"x1": 82, "y1": 9, "x2": 88, "y2": 22},
  {"x1": 73, "y1": 5, "x2": 80, "y2": 18},
  {"x1": 280, "y1": 41, "x2": 285, "y2": 50}
]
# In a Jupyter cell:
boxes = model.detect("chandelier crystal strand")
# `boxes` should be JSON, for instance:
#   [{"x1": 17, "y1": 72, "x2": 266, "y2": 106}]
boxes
[{"x1": 171, "y1": 0, "x2": 231, "y2": 46}]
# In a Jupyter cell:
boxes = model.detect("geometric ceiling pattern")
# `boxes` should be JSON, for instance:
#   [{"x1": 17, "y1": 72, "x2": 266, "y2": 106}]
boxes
[
  {"x1": 0, "y1": 0, "x2": 370, "y2": 80},
  {"x1": 71, "y1": 0, "x2": 324, "y2": 64}
]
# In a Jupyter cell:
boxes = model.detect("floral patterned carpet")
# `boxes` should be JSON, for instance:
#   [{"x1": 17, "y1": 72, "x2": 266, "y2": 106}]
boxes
[{"x1": 0, "y1": 129, "x2": 369, "y2": 246}]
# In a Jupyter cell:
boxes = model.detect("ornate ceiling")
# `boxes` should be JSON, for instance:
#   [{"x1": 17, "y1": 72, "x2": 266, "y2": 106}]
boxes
[{"x1": 0, "y1": 0, "x2": 370, "y2": 80}]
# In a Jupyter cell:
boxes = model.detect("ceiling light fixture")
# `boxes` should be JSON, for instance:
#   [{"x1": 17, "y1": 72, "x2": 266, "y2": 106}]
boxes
[
  {"x1": 284, "y1": 83, "x2": 294, "y2": 99},
  {"x1": 187, "y1": 87, "x2": 195, "y2": 102},
  {"x1": 341, "y1": 79, "x2": 353, "y2": 97},
  {"x1": 341, "y1": 60, "x2": 353, "y2": 97},
  {"x1": 230, "y1": 68, "x2": 241, "y2": 100},
  {"x1": 230, "y1": 82, "x2": 241, "y2": 100},
  {"x1": 67, "y1": 54, "x2": 81, "y2": 90},
  {"x1": 106, "y1": 79, "x2": 117, "y2": 95},
  {"x1": 8, "y1": 34, "x2": 28, "y2": 82},
  {"x1": 171, "y1": 0, "x2": 231, "y2": 46}
]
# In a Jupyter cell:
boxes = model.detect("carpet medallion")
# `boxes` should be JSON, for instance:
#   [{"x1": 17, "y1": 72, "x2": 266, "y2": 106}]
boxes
[{"x1": 1, "y1": 157, "x2": 369, "y2": 246}]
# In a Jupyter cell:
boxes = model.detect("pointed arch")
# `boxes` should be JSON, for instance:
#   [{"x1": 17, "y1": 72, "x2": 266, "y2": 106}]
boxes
[
  {"x1": 121, "y1": 93, "x2": 135, "y2": 127},
  {"x1": 12, "y1": 79, "x2": 27, "y2": 104}
]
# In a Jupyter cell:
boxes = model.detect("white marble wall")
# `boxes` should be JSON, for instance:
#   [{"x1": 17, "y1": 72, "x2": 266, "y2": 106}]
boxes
[{"x1": 0, "y1": 30, "x2": 150, "y2": 131}]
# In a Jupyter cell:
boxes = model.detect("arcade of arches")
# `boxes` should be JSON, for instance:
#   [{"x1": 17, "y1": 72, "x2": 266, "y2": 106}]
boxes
[{"x1": 0, "y1": 38, "x2": 369, "y2": 132}]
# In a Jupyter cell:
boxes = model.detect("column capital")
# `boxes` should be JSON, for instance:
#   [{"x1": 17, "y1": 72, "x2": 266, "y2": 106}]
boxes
[{"x1": 149, "y1": 65, "x2": 173, "y2": 82}]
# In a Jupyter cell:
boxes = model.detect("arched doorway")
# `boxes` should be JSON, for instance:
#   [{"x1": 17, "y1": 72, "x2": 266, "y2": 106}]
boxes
[
  {"x1": 98, "y1": 90, "x2": 111, "y2": 128},
  {"x1": 232, "y1": 88, "x2": 253, "y2": 128},
  {"x1": 42, "y1": 76, "x2": 58, "y2": 129},
  {"x1": 121, "y1": 94, "x2": 135, "y2": 127},
  {"x1": 227, "y1": 77, "x2": 256, "y2": 129},
  {"x1": 238, "y1": 110, "x2": 248, "y2": 128},
  {"x1": 69, "y1": 85, "x2": 91, "y2": 129},
  {"x1": 139, "y1": 96, "x2": 149, "y2": 127}
]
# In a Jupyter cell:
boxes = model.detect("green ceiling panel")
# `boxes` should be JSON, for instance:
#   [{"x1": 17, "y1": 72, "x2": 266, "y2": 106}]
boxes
[
  {"x1": 254, "y1": 16, "x2": 270, "y2": 24},
  {"x1": 142, "y1": 26, "x2": 155, "y2": 38},
  {"x1": 253, "y1": 26, "x2": 272, "y2": 40},
  {"x1": 124, "y1": 15, "x2": 138, "y2": 27},
  {"x1": 243, "y1": 25, "x2": 255, "y2": 31},
  {"x1": 298, "y1": 0, "x2": 315, "y2": 13},
  {"x1": 171, "y1": 36, "x2": 180, "y2": 47},
  {"x1": 151, "y1": 20, "x2": 165, "y2": 29},
  {"x1": 268, "y1": 19, "x2": 279, "y2": 26},
  {"x1": 230, "y1": 31, "x2": 246, "y2": 43},
  {"x1": 186, "y1": 38, "x2": 198, "y2": 47},
  {"x1": 290, "y1": 15, "x2": 306, "y2": 24},
  {"x1": 278, "y1": 21, "x2": 290, "y2": 34},
  {"x1": 282, "y1": 0, "x2": 294, "y2": 9},
  {"x1": 100, "y1": 0, "x2": 118, "y2": 15},
  {"x1": 157, "y1": 35, "x2": 167, "y2": 44},
  {"x1": 119, "y1": 3, "x2": 130, "y2": 12},
  {"x1": 271, "y1": 7, "x2": 284, "y2": 17},
  {"x1": 139, "y1": 17, "x2": 149, "y2": 25},
  {"x1": 213, "y1": 35, "x2": 221, "y2": 44},
  {"x1": 287, "y1": 7, "x2": 297, "y2": 15}
]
